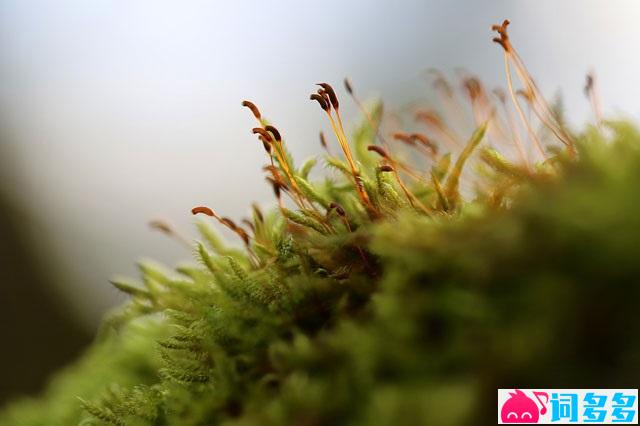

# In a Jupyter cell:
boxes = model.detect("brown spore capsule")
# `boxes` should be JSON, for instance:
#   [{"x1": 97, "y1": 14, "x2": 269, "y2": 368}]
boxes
[
  {"x1": 329, "y1": 202, "x2": 346, "y2": 216},
  {"x1": 310, "y1": 94, "x2": 329, "y2": 111},
  {"x1": 265, "y1": 125, "x2": 281, "y2": 142},
  {"x1": 252, "y1": 127, "x2": 273, "y2": 141},
  {"x1": 393, "y1": 132, "x2": 416, "y2": 145},
  {"x1": 317, "y1": 83, "x2": 339, "y2": 110},
  {"x1": 251, "y1": 203, "x2": 264, "y2": 222},
  {"x1": 192, "y1": 206, "x2": 215, "y2": 216},
  {"x1": 367, "y1": 145, "x2": 389, "y2": 159},
  {"x1": 241, "y1": 100, "x2": 261, "y2": 119},
  {"x1": 319, "y1": 131, "x2": 328, "y2": 148},
  {"x1": 343, "y1": 78, "x2": 353, "y2": 95}
]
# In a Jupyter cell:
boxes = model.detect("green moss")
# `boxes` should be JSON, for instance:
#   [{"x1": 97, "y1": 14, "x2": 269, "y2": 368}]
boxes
[
  {"x1": 1, "y1": 118, "x2": 638, "y2": 425},
  {"x1": 2, "y1": 21, "x2": 639, "y2": 422}
]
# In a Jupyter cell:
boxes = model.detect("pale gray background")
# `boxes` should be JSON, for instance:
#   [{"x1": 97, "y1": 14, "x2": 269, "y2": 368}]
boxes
[{"x1": 1, "y1": 0, "x2": 639, "y2": 329}]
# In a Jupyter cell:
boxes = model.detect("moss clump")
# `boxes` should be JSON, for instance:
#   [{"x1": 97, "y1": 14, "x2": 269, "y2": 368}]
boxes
[{"x1": 1, "y1": 21, "x2": 639, "y2": 426}]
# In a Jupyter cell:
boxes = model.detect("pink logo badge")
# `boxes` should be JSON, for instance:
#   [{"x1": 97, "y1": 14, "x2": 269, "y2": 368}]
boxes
[{"x1": 500, "y1": 389, "x2": 549, "y2": 423}]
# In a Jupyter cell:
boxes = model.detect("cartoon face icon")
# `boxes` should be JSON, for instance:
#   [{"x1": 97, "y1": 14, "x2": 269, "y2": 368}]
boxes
[{"x1": 501, "y1": 389, "x2": 548, "y2": 423}]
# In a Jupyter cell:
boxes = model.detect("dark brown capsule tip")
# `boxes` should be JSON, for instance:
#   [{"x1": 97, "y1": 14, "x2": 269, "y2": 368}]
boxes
[
  {"x1": 343, "y1": 78, "x2": 353, "y2": 95},
  {"x1": 328, "y1": 202, "x2": 345, "y2": 216},
  {"x1": 263, "y1": 165, "x2": 281, "y2": 180},
  {"x1": 264, "y1": 125, "x2": 281, "y2": 142},
  {"x1": 410, "y1": 133, "x2": 436, "y2": 152},
  {"x1": 192, "y1": 206, "x2": 215, "y2": 216},
  {"x1": 492, "y1": 19, "x2": 510, "y2": 33},
  {"x1": 492, "y1": 37, "x2": 506, "y2": 48},
  {"x1": 318, "y1": 89, "x2": 332, "y2": 109},
  {"x1": 272, "y1": 184, "x2": 281, "y2": 199},
  {"x1": 252, "y1": 203, "x2": 264, "y2": 222},
  {"x1": 586, "y1": 74, "x2": 594, "y2": 86},
  {"x1": 266, "y1": 177, "x2": 288, "y2": 196},
  {"x1": 317, "y1": 83, "x2": 339, "y2": 110},
  {"x1": 379, "y1": 165, "x2": 395, "y2": 173},
  {"x1": 584, "y1": 74, "x2": 594, "y2": 96},
  {"x1": 252, "y1": 127, "x2": 273, "y2": 141},
  {"x1": 463, "y1": 78, "x2": 482, "y2": 100},
  {"x1": 319, "y1": 131, "x2": 327, "y2": 148},
  {"x1": 367, "y1": 145, "x2": 389, "y2": 158},
  {"x1": 310, "y1": 94, "x2": 329, "y2": 111},
  {"x1": 241, "y1": 100, "x2": 261, "y2": 119},
  {"x1": 392, "y1": 132, "x2": 414, "y2": 144}
]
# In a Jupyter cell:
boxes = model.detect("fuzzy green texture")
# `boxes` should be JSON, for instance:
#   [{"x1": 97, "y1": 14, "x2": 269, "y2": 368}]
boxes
[{"x1": 1, "y1": 119, "x2": 639, "y2": 425}]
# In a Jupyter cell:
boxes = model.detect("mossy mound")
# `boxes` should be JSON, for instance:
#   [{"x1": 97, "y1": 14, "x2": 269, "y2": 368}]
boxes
[
  {"x1": 1, "y1": 20, "x2": 639, "y2": 423},
  {"x1": 1, "y1": 117, "x2": 639, "y2": 426}
]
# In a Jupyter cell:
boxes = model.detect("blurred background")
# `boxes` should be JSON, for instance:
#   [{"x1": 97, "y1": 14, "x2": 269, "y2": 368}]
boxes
[{"x1": 1, "y1": 0, "x2": 639, "y2": 404}]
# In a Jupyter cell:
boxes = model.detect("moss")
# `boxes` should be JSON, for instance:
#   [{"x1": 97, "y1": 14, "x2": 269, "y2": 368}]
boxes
[{"x1": 1, "y1": 21, "x2": 639, "y2": 426}]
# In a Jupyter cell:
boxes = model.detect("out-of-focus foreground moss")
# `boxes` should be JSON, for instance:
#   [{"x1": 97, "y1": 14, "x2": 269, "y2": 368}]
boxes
[{"x1": 0, "y1": 119, "x2": 638, "y2": 426}]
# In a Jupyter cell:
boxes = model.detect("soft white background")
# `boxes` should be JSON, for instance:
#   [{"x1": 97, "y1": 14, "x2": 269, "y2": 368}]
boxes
[{"x1": 1, "y1": 1, "x2": 639, "y2": 328}]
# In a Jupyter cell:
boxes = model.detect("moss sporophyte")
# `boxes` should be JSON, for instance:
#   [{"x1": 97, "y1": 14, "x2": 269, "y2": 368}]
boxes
[{"x1": 2, "y1": 20, "x2": 639, "y2": 426}]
